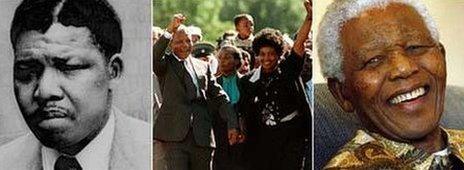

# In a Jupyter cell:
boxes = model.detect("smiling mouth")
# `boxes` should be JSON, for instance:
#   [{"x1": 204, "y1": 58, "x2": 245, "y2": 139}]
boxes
[
  {"x1": 388, "y1": 86, "x2": 429, "y2": 105},
  {"x1": 263, "y1": 61, "x2": 273, "y2": 66}
]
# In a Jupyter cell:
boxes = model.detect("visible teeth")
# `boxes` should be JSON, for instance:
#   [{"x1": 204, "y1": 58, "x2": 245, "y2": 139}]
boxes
[{"x1": 389, "y1": 87, "x2": 426, "y2": 104}]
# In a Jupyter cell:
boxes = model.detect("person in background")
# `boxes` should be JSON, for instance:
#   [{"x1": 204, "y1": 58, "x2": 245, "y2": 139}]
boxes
[
  {"x1": 188, "y1": 25, "x2": 203, "y2": 44},
  {"x1": 233, "y1": 14, "x2": 254, "y2": 49},
  {"x1": 217, "y1": 30, "x2": 237, "y2": 49},
  {"x1": 192, "y1": 42, "x2": 219, "y2": 75},
  {"x1": 233, "y1": 14, "x2": 257, "y2": 69},
  {"x1": 213, "y1": 45, "x2": 247, "y2": 170},
  {"x1": 153, "y1": 26, "x2": 164, "y2": 44},
  {"x1": 282, "y1": 34, "x2": 295, "y2": 57},
  {"x1": 238, "y1": 49, "x2": 251, "y2": 75}
]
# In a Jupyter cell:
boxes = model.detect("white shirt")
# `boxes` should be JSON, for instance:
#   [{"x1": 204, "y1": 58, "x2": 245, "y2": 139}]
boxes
[
  {"x1": 41, "y1": 110, "x2": 115, "y2": 170},
  {"x1": 173, "y1": 54, "x2": 201, "y2": 97}
]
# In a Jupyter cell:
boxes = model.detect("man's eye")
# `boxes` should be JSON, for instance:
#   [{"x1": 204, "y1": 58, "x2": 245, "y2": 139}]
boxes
[
  {"x1": 363, "y1": 55, "x2": 384, "y2": 68},
  {"x1": 14, "y1": 62, "x2": 43, "y2": 82},
  {"x1": 56, "y1": 63, "x2": 90, "y2": 72},
  {"x1": 405, "y1": 45, "x2": 430, "y2": 56}
]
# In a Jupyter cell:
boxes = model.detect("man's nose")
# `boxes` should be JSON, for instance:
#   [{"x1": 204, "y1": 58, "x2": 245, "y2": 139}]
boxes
[
  {"x1": 33, "y1": 68, "x2": 64, "y2": 102},
  {"x1": 388, "y1": 51, "x2": 419, "y2": 80}
]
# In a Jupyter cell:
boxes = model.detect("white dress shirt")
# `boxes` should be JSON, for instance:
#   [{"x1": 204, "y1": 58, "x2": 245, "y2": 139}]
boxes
[
  {"x1": 173, "y1": 54, "x2": 201, "y2": 96},
  {"x1": 41, "y1": 110, "x2": 115, "y2": 170}
]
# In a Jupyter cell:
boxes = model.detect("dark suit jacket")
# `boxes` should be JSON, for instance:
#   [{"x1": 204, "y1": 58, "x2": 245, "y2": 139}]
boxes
[
  {"x1": 0, "y1": 108, "x2": 151, "y2": 170},
  {"x1": 153, "y1": 36, "x2": 238, "y2": 148}
]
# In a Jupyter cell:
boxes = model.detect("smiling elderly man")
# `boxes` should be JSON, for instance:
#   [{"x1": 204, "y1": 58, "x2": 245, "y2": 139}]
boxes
[
  {"x1": 0, "y1": 0, "x2": 150, "y2": 169},
  {"x1": 317, "y1": 0, "x2": 464, "y2": 169}
]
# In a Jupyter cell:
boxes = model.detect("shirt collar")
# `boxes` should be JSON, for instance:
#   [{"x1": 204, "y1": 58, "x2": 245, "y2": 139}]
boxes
[
  {"x1": 173, "y1": 53, "x2": 190, "y2": 62},
  {"x1": 366, "y1": 127, "x2": 464, "y2": 165},
  {"x1": 249, "y1": 67, "x2": 261, "y2": 83},
  {"x1": 41, "y1": 108, "x2": 116, "y2": 170}
]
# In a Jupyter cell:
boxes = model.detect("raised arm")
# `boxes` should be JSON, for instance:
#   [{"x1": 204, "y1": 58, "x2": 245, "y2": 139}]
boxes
[
  {"x1": 152, "y1": 14, "x2": 186, "y2": 76},
  {"x1": 293, "y1": 0, "x2": 312, "y2": 57}
]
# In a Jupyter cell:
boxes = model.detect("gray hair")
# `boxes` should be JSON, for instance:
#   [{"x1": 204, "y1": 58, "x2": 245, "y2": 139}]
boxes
[{"x1": 317, "y1": 0, "x2": 439, "y2": 81}]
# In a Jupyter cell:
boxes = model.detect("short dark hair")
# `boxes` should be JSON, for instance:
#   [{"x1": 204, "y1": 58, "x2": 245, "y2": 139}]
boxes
[
  {"x1": 11, "y1": 0, "x2": 122, "y2": 60},
  {"x1": 233, "y1": 14, "x2": 254, "y2": 26},
  {"x1": 252, "y1": 28, "x2": 284, "y2": 56}
]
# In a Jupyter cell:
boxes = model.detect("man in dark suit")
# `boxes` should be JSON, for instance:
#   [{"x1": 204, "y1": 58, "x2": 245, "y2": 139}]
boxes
[{"x1": 153, "y1": 14, "x2": 240, "y2": 170}]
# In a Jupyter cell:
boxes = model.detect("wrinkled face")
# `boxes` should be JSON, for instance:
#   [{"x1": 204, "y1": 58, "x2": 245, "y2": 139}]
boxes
[
  {"x1": 14, "y1": 23, "x2": 113, "y2": 150},
  {"x1": 218, "y1": 50, "x2": 238, "y2": 74},
  {"x1": 338, "y1": 3, "x2": 446, "y2": 141},
  {"x1": 170, "y1": 29, "x2": 193, "y2": 59},
  {"x1": 259, "y1": 46, "x2": 279, "y2": 73},
  {"x1": 236, "y1": 18, "x2": 254, "y2": 39}
]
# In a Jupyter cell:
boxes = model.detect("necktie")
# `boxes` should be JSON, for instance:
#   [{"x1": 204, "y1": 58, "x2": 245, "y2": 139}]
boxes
[
  {"x1": 180, "y1": 60, "x2": 198, "y2": 100},
  {"x1": 54, "y1": 155, "x2": 82, "y2": 170}
]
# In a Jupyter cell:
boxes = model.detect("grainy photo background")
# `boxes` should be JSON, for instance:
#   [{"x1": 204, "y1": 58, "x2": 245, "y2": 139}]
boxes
[{"x1": 0, "y1": 0, "x2": 152, "y2": 144}]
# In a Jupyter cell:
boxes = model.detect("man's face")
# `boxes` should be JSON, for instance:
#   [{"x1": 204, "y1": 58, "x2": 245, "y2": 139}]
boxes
[
  {"x1": 170, "y1": 29, "x2": 193, "y2": 59},
  {"x1": 197, "y1": 54, "x2": 210, "y2": 62},
  {"x1": 236, "y1": 18, "x2": 254, "y2": 39},
  {"x1": 259, "y1": 46, "x2": 279, "y2": 73},
  {"x1": 336, "y1": 3, "x2": 446, "y2": 141},
  {"x1": 191, "y1": 35, "x2": 201, "y2": 44},
  {"x1": 14, "y1": 23, "x2": 112, "y2": 150}
]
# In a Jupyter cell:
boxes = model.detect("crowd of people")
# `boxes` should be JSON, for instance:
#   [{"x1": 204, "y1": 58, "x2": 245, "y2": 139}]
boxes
[{"x1": 153, "y1": 0, "x2": 312, "y2": 170}]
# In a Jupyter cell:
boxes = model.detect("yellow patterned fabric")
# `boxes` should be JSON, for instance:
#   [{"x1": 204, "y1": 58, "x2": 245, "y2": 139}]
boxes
[{"x1": 324, "y1": 128, "x2": 464, "y2": 170}]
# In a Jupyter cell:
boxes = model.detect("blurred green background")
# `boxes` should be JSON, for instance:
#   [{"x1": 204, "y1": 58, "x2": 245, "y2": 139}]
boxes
[{"x1": 153, "y1": 0, "x2": 307, "y2": 43}]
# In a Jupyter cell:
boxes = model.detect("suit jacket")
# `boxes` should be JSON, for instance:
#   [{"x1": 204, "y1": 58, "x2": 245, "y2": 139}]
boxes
[
  {"x1": 0, "y1": 108, "x2": 151, "y2": 170},
  {"x1": 153, "y1": 36, "x2": 238, "y2": 148}
]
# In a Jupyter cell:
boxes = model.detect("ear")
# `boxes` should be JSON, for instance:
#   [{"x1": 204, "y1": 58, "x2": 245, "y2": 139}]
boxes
[
  {"x1": 327, "y1": 78, "x2": 354, "y2": 112},
  {"x1": 107, "y1": 53, "x2": 123, "y2": 88},
  {"x1": 438, "y1": 42, "x2": 446, "y2": 57}
]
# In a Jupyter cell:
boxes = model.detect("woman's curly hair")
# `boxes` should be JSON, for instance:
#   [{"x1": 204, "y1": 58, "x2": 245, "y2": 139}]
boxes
[{"x1": 252, "y1": 28, "x2": 284, "y2": 57}]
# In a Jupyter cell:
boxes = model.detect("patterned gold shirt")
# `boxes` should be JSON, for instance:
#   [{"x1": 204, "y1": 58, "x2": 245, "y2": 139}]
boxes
[{"x1": 324, "y1": 128, "x2": 464, "y2": 170}]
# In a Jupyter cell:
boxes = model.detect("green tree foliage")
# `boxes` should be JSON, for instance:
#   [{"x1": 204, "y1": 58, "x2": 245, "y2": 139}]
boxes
[{"x1": 153, "y1": 0, "x2": 306, "y2": 43}]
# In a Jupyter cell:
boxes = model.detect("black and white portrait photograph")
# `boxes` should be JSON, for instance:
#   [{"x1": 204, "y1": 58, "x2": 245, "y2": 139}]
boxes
[{"x1": 0, "y1": 0, "x2": 152, "y2": 169}]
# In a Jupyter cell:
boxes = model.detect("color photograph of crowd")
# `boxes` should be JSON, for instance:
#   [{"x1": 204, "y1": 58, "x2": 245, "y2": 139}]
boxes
[{"x1": 152, "y1": 0, "x2": 313, "y2": 170}]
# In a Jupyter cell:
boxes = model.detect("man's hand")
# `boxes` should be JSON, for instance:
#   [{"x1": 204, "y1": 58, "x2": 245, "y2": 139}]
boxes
[
  {"x1": 228, "y1": 129, "x2": 240, "y2": 145},
  {"x1": 304, "y1": 0, "x2": 312, "y2": 20},
  {"x1": 166, "y1": 13, "x2": 186, "y2": 33}
]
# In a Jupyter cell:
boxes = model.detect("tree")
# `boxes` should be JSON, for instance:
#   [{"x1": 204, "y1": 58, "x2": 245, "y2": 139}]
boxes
[{"x1": 153, "y1": 0, "x2": 306, "y2": 43}]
